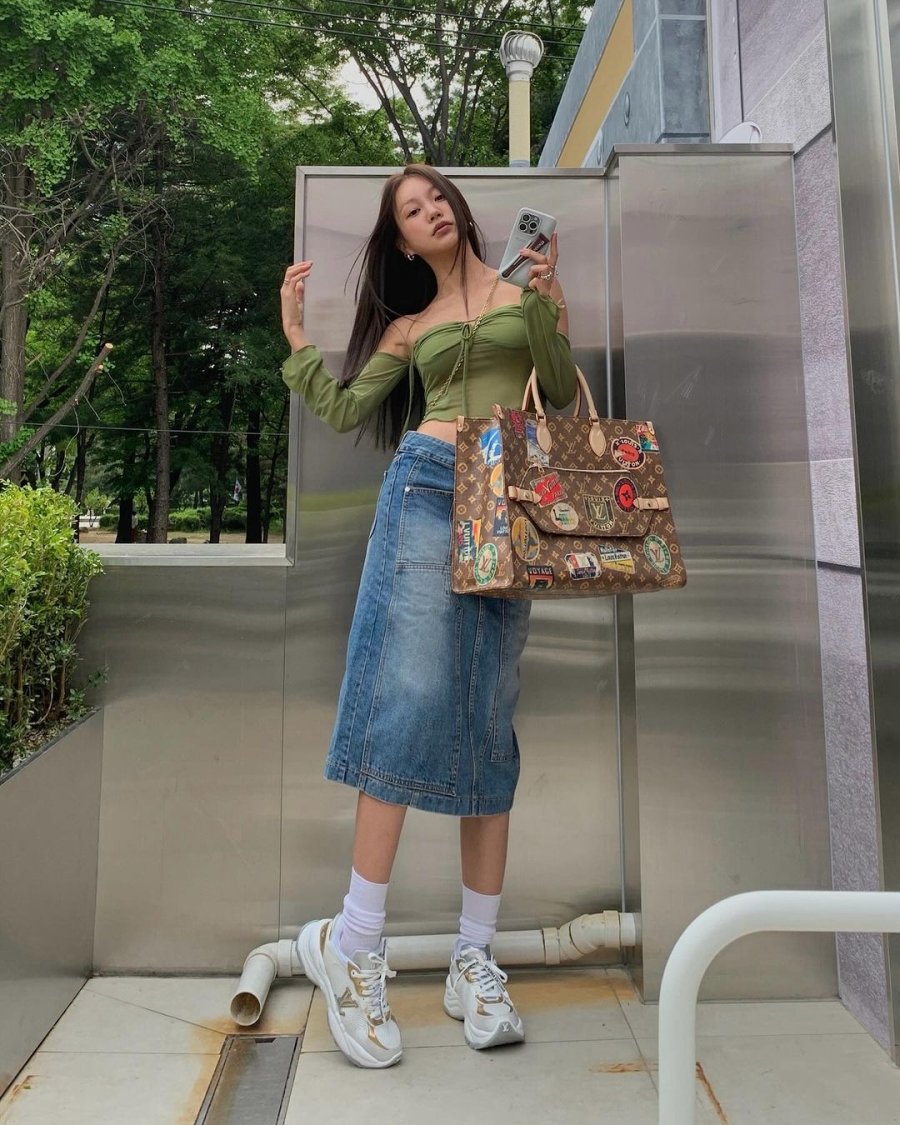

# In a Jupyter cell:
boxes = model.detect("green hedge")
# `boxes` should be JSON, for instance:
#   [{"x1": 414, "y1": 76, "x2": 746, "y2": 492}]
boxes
[
  {"x1": 95, "y1": 507, "x2": 284, "y2": 535},
  {"x1": 0, "y1": 484, "x2": 104, "y2": 772}
]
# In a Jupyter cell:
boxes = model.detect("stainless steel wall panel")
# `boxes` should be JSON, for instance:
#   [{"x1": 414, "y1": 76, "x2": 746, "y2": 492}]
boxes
[
  {"x1": 616, "y1": 150, "x2": 836, "y2": 999},
  {"x1": 279, "y1": 170, "x2": 622, "y2": 945},
  {"x1": 826, "y1": 0, "x2": 900, "y2": 1061},
  {"x1": 0, "y1": 711, "x2": 102, "y2": 1096},
  {"x1": 83, "y1": 569, "x2": 287, "y2": 972}
]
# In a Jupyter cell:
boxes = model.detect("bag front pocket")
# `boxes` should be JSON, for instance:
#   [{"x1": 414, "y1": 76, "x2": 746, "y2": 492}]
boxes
[{"x1": 509, "y1": 465, "x2": 659, "y2": 540}]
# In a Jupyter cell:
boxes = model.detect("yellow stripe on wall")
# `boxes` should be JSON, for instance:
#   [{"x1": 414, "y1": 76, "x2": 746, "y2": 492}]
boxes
[{"x1": 558, "y1": 0, "x2": 634, "y2": 168}]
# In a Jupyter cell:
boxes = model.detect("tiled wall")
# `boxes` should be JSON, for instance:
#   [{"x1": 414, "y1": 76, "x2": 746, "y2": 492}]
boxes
[{"x1": 732, "y1": 0, "x2": 888, "y2": 1051}]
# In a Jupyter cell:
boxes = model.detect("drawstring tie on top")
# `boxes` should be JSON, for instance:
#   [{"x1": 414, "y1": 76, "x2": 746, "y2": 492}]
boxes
[{"x1": 402, "y1": 273, "x2": 500, "y2": 434}]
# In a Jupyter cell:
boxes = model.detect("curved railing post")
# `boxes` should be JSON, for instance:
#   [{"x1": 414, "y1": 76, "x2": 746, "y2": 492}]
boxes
[{"x1": 657, "y1": 890, "x2": 900, "y2": 1125}]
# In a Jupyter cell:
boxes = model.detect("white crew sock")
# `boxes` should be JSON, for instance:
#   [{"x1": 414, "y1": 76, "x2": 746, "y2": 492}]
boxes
[
  {"x1": 452, "y1": 883, "x2": 502, "y2": 960},
  {"x1": 331, "y1": 867, "x2": 389, "y2": 964}
]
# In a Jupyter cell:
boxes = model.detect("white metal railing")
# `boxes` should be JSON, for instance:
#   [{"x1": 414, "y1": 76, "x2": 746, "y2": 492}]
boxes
[{"x1": 657, "y1": 890, "x2": 900, "y2": 1125}]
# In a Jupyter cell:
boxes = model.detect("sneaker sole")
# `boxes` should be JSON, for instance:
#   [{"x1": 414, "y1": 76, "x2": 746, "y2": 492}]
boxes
[
  {"x1": 296, "y1": 920, "x2": 402, "y2": 1069},
  {"x1": 443, "y1": 982, "x2": 525, "y2": 1050}
]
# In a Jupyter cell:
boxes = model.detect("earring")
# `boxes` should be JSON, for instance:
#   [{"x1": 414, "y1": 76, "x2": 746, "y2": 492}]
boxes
[{"x1": 405, "y1": 252, "x2": 415, "y2": 261}]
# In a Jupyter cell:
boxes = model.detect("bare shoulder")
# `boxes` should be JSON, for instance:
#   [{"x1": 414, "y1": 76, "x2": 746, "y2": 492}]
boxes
[
  {"x1": 374, "y1": 317, "x2": 413, "y2": 360},
  {"x1": 496, "y1": 278, "x2": 526, "y2": 308}
]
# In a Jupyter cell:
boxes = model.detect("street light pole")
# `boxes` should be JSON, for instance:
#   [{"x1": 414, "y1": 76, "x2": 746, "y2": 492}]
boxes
[{"x1": 499, "y1": 31, "x2": 545, "y2": 168}]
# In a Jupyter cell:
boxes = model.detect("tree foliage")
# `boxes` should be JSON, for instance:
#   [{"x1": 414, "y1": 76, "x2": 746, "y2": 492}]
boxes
[{"x1": 0, "y1": 0, "x2": 587, "y2": 540}]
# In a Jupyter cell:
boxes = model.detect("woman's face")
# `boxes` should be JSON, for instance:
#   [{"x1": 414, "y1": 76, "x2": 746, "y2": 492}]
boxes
[{"x1": 394, "y1": 175, "x2": 458, "y2": 258}]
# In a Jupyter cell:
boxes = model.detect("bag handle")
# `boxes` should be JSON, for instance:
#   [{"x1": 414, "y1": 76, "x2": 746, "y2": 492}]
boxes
[{"x1": 520, "y1": 366, "x2": 607, "y2": 458}]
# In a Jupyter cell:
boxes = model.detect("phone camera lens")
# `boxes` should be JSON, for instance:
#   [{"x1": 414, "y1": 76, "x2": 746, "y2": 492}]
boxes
[{"x1": 518, "y1": 223, "x2": 527, "y2": 231}]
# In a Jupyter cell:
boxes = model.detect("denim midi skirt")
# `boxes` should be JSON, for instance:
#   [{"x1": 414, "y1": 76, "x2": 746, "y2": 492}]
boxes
[{"x1": 324, "y1": 431, "x2": 532, "y2": 816}]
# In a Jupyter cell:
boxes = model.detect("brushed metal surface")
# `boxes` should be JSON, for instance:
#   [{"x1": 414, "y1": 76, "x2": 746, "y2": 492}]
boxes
[
  {"x1": 85, "y1": 568, "x2": 287, "y2": 972},
  {"x1": 617, "y1": 152, "x2": 836, "y2": 1000},
  {"x1": 279, "y1": 170, "x2": 622, "y2": 946},
  {"x1": 0, "y1": 711, "x2": 103, "y2": 1097},
  {"x1": 827, "y1": 0, "x2": 900, "y2": 1061}
]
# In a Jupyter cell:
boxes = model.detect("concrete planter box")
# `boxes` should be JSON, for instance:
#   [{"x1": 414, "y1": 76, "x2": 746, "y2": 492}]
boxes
[{"x1": 0, "y1": 708, "x2": 103, "y2": 1097}]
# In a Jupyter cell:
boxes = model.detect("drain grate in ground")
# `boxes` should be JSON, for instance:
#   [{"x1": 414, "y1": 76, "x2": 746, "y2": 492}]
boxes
[{"x1": 195, "y1": 1035, "x2": 301, "y2": 1125}]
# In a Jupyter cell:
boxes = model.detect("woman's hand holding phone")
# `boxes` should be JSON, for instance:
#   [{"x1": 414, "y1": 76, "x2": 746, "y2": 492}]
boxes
[
  {"x1": 281, "y1": 260, "x2": 313, "y2": 351},
  {"x1": 519, "y1": 230, "x2": 560, "y2": 298}
]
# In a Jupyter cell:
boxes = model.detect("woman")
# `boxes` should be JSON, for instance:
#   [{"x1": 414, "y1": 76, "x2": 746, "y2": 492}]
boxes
[{"x1": 279, "y1": 164, "x2": 576, "y2": 1069}]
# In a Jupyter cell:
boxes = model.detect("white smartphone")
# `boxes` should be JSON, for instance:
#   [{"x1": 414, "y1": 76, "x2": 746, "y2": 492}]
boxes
[{"x1": 496, "y1": 207, "x2": 557, "y2": 288}]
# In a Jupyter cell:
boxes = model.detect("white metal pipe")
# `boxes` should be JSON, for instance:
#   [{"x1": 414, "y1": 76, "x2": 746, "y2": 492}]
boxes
[
  {"x1": 230, "y1": 911, "x2": 636, "y2": 1025},
  {"x1": 658, "y1": 891, "x2": 900, "y2": 1125}
]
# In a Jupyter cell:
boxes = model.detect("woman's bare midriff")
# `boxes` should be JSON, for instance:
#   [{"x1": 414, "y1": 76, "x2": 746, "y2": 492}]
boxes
[{"x1": 417, "y1": 418, "x2": 459, "y2": 446}]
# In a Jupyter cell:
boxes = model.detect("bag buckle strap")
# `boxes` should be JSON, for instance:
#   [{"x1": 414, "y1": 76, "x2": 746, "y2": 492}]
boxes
[{"x1": 633, "y1": 497, "x2": 669, "y2": 511}]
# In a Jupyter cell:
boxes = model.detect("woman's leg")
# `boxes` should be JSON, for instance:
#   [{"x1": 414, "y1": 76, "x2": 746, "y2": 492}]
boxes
[
  {"x1": 296, "y1": 789, "x2": 407, "y2": 1069},
  {"x1": 330, "y1": 791, "x2": 408, "y2": 962},
  {"x1": 459, "y1": 811, "x2": 510, "y2": 894},
  {"x1": 446, "y1": 812, "x2": 525, "y2": 1048},
  {"x1": 453, "y1": 811, "x2": 510, "y2": 956},
  {"x1": 352, "y1": 791, "x2": 408, "y2": 882}
]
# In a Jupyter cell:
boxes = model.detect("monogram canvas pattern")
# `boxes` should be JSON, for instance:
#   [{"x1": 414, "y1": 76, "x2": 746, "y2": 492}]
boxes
[{"x1": 452, "y1": 407, "x2": 687, "y2": 598}]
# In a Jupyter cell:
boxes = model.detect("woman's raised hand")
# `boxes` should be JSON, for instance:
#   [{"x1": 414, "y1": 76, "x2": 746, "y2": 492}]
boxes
[
  {"x1": 281, "y1": 260, "x2": 313, "y2": 348},
  {"x1": 520, "y1": 231, "x2": 560, "y2": 298}
]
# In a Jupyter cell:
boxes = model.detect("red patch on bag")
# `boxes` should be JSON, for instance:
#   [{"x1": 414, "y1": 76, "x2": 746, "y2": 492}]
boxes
[
  {"x1": 614, "y1": 477, "x2": 637, "y2": 513},
  {"x1": 533, "y1": 472, "x2": 565, "y2": 507},
  {"x1": 508, "y1": 408, "x2": 526, "y2": 437}
]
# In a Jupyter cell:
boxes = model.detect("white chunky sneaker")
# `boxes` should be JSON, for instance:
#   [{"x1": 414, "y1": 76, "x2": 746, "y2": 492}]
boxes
[
  {"x1": 295, "y1": 915, "x2": 402, "y2": 1068},
  {"x1": 443, "y1": 944, "x2": 525, "y2": 1049}
]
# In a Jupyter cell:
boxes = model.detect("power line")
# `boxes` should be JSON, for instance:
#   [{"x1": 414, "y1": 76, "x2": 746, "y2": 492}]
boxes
[
  {"x1": 213, "y1": 0, "x2": 584, "y2": 45},
  {"x1": 96, "y1": 0, "x2": 579, "y2": 57},
  {"x1": 17, "y1": 420, "x2": 288, "y2": 437}
]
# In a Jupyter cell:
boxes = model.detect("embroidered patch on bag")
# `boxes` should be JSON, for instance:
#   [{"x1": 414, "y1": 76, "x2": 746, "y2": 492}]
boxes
[
  {"x1": 533, "y1": 472, "x2": 565, "y2": 507},
  {"x1": 456, "y1": 519, "x2": 482, "y2": 563},
  {"x1": 511, "y1": 516, "x2": 541, "y2": 562},
  {"x1": 508, "y1": 409, "x2": 526, "y2": 437},
  {"x1": 599, "y1": 545, "x2": 635, "y2": 575},
  {"x1": 611, "y1": 437, "x2": 644, "y2": 470},
  {"x1": 525, "y1": 419, "x2": 549, "y2": 467},
  {"x1": 493, "y1": 498, "x2": 509, "y2": 536},
  {"x1": 489, "y1": 463, "x2": 506, "y2": 499},
  {"x1": 474, "y1": 542, "x2": 499, "y2": 585},
  {"x1": 527, "y1": 565, "x2": 554, "y2": 590},
  {"x1": 480, "y1": 425, "x2": 502, "y2": 467},
  {"x1": 613, "y1": 477, "x2": 637, "y2": 513},
  {"x1": 565, "y1": 552, "x2": 601, "y2": 580},
  {"x1": 586, "y1": 496, "x2": 615, "y2": 531},
  {"x1": 636, "y1": 422, "x2": 659, "y2": 451},
  {"x1": 549, "y1": 501, "x2": 579, "y2": 531},
  {"x1": 643, "y1": 534, "x2": 672, "y2": 575}
]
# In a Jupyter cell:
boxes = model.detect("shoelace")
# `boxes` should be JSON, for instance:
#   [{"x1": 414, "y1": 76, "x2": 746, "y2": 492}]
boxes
[
  {"x1": 456, "y1": 947, "x2": 509, "y2": 999},
  {"x1": 356, "y1": 953, "x2": 397, "y2": 1022}
]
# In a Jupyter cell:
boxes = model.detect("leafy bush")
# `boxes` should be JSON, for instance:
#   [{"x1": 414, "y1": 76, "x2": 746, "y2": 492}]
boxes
[
  {"x1": 0, "y1": 483, "x2": 105, "y2": 772},
  {"x1": 168, "y1": 508, "x2": 202, "y2": 532}
]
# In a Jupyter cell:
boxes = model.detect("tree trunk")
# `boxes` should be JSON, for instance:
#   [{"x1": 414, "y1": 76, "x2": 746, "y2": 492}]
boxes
[
  {"x1": 245, "y1": 403, "x2": 262, "y2": 543},
  {"x1": 263, "y1": 394, "x2": 288, "y2": 544},
  {"x1": 0, "y1": 152, "x2": 32, "y2": 465},
  {"x1": 208, "y1": 384, "x2": 235, "y2": 544},
  {"x1": 116, "y1": 493, "x2": 134, "y2": 543},
  {"x1": 149, "y1": 148, "x2": 170, "y2": 543}
]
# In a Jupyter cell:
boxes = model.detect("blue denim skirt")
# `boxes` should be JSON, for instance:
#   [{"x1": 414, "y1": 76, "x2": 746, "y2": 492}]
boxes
[{"x1": 324, "y1": 431, "x2": 532, "y2": 816}]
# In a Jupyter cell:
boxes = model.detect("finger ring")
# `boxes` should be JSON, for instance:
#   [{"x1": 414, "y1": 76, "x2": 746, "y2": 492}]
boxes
[{"x1": 539, "y1": 270, "x2": 553, "y2": 281}]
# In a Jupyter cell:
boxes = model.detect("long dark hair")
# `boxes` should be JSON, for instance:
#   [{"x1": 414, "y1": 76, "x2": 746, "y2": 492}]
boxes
[{"x1": 341, "y1": 164, "x2": 488, "y2": 450}]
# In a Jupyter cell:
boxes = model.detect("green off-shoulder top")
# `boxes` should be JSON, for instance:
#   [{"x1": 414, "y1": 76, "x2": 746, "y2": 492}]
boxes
[{"x1": 280, "y1": 286, "x2": 577, "y2": 434}]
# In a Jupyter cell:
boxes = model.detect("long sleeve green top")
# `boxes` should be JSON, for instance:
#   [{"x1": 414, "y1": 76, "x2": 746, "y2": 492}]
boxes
[{"x1": 280, "y1": 286, "x2": 577, "y2": 434}]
